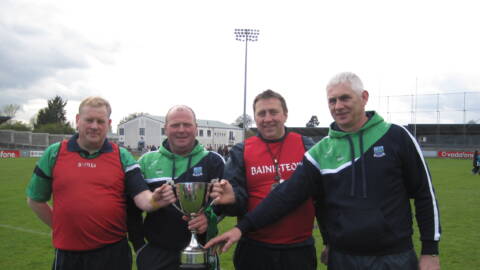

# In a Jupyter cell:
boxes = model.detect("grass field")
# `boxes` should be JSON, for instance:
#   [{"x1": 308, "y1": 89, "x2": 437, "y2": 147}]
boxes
[{"x1": 1, "y1": 157, "x2": 479, "y2": 269}]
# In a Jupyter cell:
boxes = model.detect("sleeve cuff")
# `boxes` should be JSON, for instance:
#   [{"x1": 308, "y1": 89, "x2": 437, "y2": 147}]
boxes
[
  {"x1": 421, "y1": 240, "x2": 439, "y2": 255},
  {"x1": 235, "y1": 216, "x2": 255, "y2": 234},
  {"x1": 125, "y1": 168, "x2": 149, "y2": 197}
]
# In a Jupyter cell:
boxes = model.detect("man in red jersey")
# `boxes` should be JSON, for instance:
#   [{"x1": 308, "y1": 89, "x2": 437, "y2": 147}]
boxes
[
  {"x1": 211, "y1": 90, "x2": 319, "y2": 270},
  {"x1": 26, "y1": 96, "x2": 175, "y2": 270}
]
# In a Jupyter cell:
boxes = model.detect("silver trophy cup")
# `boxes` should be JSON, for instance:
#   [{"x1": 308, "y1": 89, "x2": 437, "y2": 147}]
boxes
[{"x1": 171, "y1": 181, "x2": 213, "y2": 269}]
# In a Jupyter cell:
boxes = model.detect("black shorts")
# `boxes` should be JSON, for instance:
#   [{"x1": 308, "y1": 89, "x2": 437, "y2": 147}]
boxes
[
  {"x1": 328, "y1": 248, "x2": 418, "y2": 270},
  {"x1": 233, "y1": 239, "x2": 317, "y2": 270},
  {"x1": 52, "y1": 238, "x2": 132, "y2": 270},
  {"x1": 135, "y1": 243, "x2": 180, "y2": 270}
]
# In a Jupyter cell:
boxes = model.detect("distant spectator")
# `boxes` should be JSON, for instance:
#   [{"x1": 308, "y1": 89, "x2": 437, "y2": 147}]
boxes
[
  {"x1": 222, "y1": 145, "x2": 230, "y2": 160},
  {"x1": 473, "y1": 150, "x2": 480, "y2": 175},
  {"x1": 217, "y1": 145, "x2": 224, "y2": 156},
  {"x1": 138, "y1": 137, "x2": 145, "y2": 152},
  {"x1": 150, "y1": 145, "x2": 157, "y2": 151}
]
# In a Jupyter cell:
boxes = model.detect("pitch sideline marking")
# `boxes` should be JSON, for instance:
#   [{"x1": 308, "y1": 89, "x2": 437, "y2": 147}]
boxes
[{"x1": 0, "y1": 224, "x2": 50, "y2": 236}]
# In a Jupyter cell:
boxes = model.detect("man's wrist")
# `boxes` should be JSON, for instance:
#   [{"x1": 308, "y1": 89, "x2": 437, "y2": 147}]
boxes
[{"x1": 149, "y1": 196, "x2": 161, "y2": 210}]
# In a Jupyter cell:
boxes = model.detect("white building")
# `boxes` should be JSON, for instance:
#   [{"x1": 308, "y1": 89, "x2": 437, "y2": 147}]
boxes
[{"x1": 117, "y1": 115, "x2": 243, "y2": 150}]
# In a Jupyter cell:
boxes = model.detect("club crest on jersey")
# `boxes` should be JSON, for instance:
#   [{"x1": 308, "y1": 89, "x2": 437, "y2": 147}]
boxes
[
  {"x1": 373, "y1": 146, "x2": 386, "y2": 158},
  {"x1": 192, "y1": 166, "x2": 203, "y2": 177}
]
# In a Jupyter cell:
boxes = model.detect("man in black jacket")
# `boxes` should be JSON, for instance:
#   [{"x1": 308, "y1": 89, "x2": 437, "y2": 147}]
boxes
[
  {"x1": 207, "y1": 73, "x2": 441, "y2": 270},
  {"x1": 127, "y1": 105, "x2": 225, "y2": 270}
]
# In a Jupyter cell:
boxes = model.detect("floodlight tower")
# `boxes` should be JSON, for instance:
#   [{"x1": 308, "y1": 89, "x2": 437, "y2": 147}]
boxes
[{"x1": 234, "y1": 28, "x2": 260, "y2": 140}]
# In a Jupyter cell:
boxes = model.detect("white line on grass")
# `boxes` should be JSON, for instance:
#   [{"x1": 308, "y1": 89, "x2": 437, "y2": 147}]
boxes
[{"x1": 0, "y1": 224, "x2": 50, "y2": 236}]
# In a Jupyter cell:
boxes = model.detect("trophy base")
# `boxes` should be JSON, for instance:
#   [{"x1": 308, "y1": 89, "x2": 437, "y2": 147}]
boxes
[{"x1": 180, "y1": 247, "x2": 207, "y2": 267}]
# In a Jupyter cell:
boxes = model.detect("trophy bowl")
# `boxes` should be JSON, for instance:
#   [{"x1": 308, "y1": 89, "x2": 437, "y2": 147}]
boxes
[{"x1": 173, "y1": 182, "x2": 211, "y2": 269}]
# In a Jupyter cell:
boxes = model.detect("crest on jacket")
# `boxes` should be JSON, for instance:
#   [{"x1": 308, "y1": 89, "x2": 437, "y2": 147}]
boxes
[
  {"x1": 192, "y1": 166, "x2": 203, "y2": 177},
  {"x1": 373, "y1": 146, "x2": 386, "y2": 158}
]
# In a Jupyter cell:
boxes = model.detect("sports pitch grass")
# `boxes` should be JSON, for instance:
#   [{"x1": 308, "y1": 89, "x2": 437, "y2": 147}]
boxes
[{"x1": 1, "y1": 157, "x2": 479, "y2": 269}]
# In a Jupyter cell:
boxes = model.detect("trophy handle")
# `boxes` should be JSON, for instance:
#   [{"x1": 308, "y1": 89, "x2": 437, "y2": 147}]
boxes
[
  {"x1": 165, "y1": 179, "x2": 187, "y2": 216},
  {"x1": 207, "y1": 178, "x2": 220, "y2": 208},
  {"x1": 172, "y1": 201, "x2": 186, "y2": 215}
]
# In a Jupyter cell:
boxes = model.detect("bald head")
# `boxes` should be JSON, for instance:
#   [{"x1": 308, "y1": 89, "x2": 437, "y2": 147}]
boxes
[
  {"x1": 164, "y1": 105, "x2": 198, "y2": 156},
  {"x1": 165, "y1": 105, "x2": 197, "y2": 125}
]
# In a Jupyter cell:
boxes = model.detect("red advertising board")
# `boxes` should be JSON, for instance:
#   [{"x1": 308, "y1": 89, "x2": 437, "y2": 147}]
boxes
[
  {"x1": 0, "y1": 150, "x2": 20, "y2": 158},
  {"x1": 437, "y1": 151, "x2": 473, "y2": 159}
]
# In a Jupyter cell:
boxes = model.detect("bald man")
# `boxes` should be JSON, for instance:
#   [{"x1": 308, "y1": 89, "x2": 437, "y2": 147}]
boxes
[{"x1": 127, "y1": 105, "x2": 225, "y2": 270}]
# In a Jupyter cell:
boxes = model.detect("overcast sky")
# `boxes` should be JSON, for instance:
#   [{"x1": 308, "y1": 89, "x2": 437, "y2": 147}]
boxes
[{"x1": 1, "y1": 0, "x2": 480, "y2": 130}]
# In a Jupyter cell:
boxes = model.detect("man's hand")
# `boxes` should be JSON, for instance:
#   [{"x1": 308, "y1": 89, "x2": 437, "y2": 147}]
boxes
[
  {"x1": 204, "y1": 227, "x2": 242, "y2": 254},
  {"x1": 183, "y1": 213, "x2": 208, "y2": 234},
  {"x1": 419, "y1": 255, "x2": 440, "y2": 270},
  {"x1": 151, "y1": 184, "x2": 176, "y2": 209},
  {"x1": 210, "y1": 179, "x2": 235, "y2": 205}
]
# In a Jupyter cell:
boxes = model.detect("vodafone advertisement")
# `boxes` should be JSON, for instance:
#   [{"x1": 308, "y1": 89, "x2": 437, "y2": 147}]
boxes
[
  {"x1": 437, "y1": 151, "x2": 474, "y2": 159},
  {"x1": 0, "y1": 150, "x2": 20, "y2": 158}
]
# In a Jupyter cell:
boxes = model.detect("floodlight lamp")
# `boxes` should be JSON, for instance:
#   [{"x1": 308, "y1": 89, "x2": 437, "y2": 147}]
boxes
[{"x1": 234, "y1": 28, "x2": 260, "y2": 42}]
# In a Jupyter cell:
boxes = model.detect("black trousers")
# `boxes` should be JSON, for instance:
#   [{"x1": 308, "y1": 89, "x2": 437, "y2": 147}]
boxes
[
  {"x1": 233, "y1": 239, "x2": 317, "y2": 270},
  {"x1": 135, "y1": 243, "x2": 180, "y2": 270},
  {"x1": 52, "y1": 238, "x2": 132, "y2": 270},
  {"x1": 327, "y1": 248, "x2": 418, "y2": 270}
]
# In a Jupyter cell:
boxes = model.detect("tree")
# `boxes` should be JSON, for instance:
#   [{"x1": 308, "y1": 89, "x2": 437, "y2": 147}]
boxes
[
  {"x1": 0, "y1": 104, "x2": 21, "y2": 125},
  {"x1": 119, "y1": 112, "x2": 149, "y2": 125},
  {"x1": 467, "y1": 119, "x2": 479, "y2": 124},
  {"x1": 1, "y1": 104, "x2": 21, "y2": 118},
  {"x1": 233, "y1": 114, "x2": 253, "y2": 129},
  {"x1": 306, "y1": 115, "x2": 319, "y2": 128},
  {"x1": 34, "y1": 96, "x2": 69, "y2": 128},
  {"x1": 33, "y1": 96, "x2": 75, "y2": 134},
  {"x1": 34, "y1": 122, "x2": 75, "y2": 134},
  {"x1": 0, "y1": 120, "x2": 32, "y2": 131}
]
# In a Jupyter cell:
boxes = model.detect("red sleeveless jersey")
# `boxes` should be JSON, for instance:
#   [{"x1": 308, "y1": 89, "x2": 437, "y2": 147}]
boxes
[
  {"x1": 52, "y1": 140, "x2": 126, "y2": 250},
  {"x1": 244, "y1": 132, "x2": 315, "y2": 244}
]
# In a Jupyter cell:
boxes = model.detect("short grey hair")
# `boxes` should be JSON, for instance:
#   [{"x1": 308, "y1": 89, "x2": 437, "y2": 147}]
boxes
[{"x1": 326, "y1": 72, "x2": 364, "y2": 95}]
